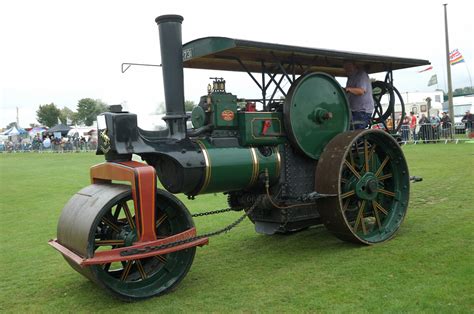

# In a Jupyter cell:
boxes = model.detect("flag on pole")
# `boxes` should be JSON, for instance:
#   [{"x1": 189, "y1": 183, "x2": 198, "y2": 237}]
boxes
[
  {"x1": 449, "y1": 49, "x2": 465, "y2": 65},
  {"x1": 418, "y1": 66, "x2": 433, "y2": 73},
  {"x1": 427, "y1": 74, "x2": 438, "y2": 86}
]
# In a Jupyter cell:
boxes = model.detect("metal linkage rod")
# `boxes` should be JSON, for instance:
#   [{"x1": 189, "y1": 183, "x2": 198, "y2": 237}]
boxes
[{"x1": 121, "y1": 62, "x2": 162, "y2": 73}]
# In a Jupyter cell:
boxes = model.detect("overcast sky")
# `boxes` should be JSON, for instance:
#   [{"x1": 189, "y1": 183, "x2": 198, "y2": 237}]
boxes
[{"x1": 0, "y1": 0, "x2": 473, "y2": 128}]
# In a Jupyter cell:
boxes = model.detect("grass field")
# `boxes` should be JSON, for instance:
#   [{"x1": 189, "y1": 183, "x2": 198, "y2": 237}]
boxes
[{"x1": 1, "y1": 144, "x2": 473, "y2": 312}]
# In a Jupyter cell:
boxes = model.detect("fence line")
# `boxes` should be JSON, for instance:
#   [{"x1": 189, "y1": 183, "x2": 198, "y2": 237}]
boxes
[
  {"x1": 398, "y1": 123, "x2": 473, "y2": 144},
  {"x1": 1, "y1": 123, "x2": 472, "y2": 153},
  {"x1": 0, "y1": 140, "x2": 98, "y2": 153}
]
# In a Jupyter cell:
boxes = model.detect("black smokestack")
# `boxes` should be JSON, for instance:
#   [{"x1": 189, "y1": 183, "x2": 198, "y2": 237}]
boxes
[{"x1": 155, "y1": 14, "x2": 186, "y2": 139}]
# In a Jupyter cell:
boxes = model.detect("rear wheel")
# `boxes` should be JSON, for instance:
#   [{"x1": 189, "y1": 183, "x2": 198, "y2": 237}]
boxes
[
  {"x1": 57, "y1": 184, "x2": 195, "y2": 300},
  {"x1": 315, "y1": 130, "x2": 409, "y2": 244}
]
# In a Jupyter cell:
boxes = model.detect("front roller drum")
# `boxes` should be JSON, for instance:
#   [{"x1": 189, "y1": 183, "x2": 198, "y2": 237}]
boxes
[
  {"x1": 56, "y1": 183, "x2": 196, "y2": 300},
  {"x1": 315, "y1": 129, "x2": 410, "y2": 244}
]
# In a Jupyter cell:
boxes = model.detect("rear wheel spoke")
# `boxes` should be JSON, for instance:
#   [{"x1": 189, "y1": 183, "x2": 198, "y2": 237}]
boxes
[
  {"x1": 378, "y1": 173, "x2": 393, "y2": 181},
  {"x1": 373, "y1": 200, "x2": 389, "y2": 215},
  {"x1": 353, "y1": 200, "x2": 366, "y2": 234},
  {"x1": 344, "y1": 160, "x2": 361, "y2": 179},
  {"x1": 364, "y1": 139, "x2": 369, "y2": 173},
  {"x1": 378, "y1": 188, "x2": 395, "y2": 197},
  {"x1": 372, "y1": 201, "x2": 382, "y2": 229},
  {"x1": 368, "y1": 144, "x2": 377, "y2": 171},
  {"x1": 375, "y1": 156, "x2": 390, "y2": 177},
  {"x1": 341, "y1": 190, "x2": 355, "y2": 199},
  {"x1": 342, "y1": 199, "x2": 350, "y2": 211},
  {"x1": 348, "y1": 149, "x2": 356, "y2": 168}
]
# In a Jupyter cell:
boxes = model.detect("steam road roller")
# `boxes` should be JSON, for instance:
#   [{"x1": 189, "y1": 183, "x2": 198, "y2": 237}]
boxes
[{"x1": 49, "y1": 15, "x2": 430, "y2": 300}]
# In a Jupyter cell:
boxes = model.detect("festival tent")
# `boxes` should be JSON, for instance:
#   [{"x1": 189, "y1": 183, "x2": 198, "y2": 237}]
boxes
[
  {"x1": 47, "y1": 123, "x2": 71, "y2": 137},
  {"x1": 67, "y1": 126, "x2": 94, "y2": 137},
  {"x1": 0, "y1": 127, "x2": 17, "y2": 135},
  {"x1": 0, "y1": 126, "x2": 27, "y2": 136},
  {"x1": 28, "y1": 127, "x2": 47, "y2": 137}
]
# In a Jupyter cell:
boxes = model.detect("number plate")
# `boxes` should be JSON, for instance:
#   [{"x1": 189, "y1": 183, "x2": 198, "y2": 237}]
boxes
[{"x1": 183, "y1": 48, "x2": 193, "y2": 61}]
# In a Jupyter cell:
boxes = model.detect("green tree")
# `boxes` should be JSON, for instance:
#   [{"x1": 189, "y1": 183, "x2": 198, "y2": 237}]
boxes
[
  {"x1": 76, "y1": 98, "x2": 109, "y2": 126},
  {"x1": 184, "y1": 100, "x2": 196, "y2": 112},
  {"x1": 36, "y1": 103, "x2": 61, "y2": 127},
  {"x1": 59, "y1": 106, "x2": 79, "y2": 125},
  {"x1": 453, "y1": 86, "x2": 474, "y2": 96},
  {"x1": 155, "y1": 101, "x2": 195, "y2": 114},
  {"x1": 155, "y1": 102, "x2": 165, "y2": 114}
]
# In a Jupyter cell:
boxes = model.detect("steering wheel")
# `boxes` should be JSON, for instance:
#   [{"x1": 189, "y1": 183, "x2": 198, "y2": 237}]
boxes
[{"x1": 371, "y1": 81, "x2": 405, "y2": 133}]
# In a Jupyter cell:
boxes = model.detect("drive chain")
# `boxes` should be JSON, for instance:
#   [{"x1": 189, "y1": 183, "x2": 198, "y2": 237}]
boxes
[
  {"x1": 191, "y1": 207, "x2": 233, "y2": 217},
  {"x1": 120, "y1": 197, "x2": 262, "y2": 257}
]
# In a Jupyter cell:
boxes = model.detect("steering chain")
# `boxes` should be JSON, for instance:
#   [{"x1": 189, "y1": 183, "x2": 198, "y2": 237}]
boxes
[{"x1": 120, "y1": 196, "x2": 263, "y2": 256}]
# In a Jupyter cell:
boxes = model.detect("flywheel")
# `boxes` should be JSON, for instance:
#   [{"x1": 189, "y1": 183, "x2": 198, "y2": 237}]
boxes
[
  {"x1": 284, "y1": 72, "x2": 350, "y2": 159},
  {"x1": 315, "y1": 129, "x2": 410, "y2": 244}
]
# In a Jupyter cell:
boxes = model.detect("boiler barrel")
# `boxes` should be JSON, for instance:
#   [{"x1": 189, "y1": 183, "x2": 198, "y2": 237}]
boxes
[
  {"x1": 155, "y1": 141, "x2": 281, "y2": 196},
  {"x1": 195, "y1": 140, "x2": 281, "y2": 194}
]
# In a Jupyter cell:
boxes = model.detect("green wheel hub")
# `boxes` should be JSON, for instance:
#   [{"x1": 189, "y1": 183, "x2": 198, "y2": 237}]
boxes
[
  {"x1": 355, "y1": 172, "x2": 379, "y2": 200},
  {"x1": 315, "y1": 129, "x2": 410, "y2": 244}
]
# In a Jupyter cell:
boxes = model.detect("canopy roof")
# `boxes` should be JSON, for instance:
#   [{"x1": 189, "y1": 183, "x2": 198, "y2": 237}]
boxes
[
  {"x1": 0, "y1": 126, "x2": 27, "y2": 136},
  {"x1": 182, "y1": 37, "x2": 430, "y2": 77},
  {"x1": 48, "y1": 123, "x2": 71, "y2": 133}
]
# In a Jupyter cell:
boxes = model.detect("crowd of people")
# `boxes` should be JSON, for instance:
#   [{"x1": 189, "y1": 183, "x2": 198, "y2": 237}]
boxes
[
  {"x1": 342, "y1": 59, "x2": 473, "y2": 143},
  {"x1": 1, "y1": 134, "x2": 97, "y2": 152},
  {"x1": 398, "y1": 109, "x2": 473, "y2": 143}
]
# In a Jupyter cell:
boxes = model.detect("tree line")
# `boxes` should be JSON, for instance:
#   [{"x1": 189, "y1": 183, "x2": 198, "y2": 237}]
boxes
[{"x1": 35, "y1": 98, "x2": 109, "y2": 128}]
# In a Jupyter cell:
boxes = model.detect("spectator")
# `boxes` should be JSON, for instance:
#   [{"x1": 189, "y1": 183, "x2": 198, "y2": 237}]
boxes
[
  {"x1": 43, "y1": 137, "x2": 51, "y2": 150},
  {"x1": 410, "y1": 111, "x2": 417, "y2": 140},
  {"x1": 419, "y1": 114, "x2": 430, "y2": 143},
  {"x1": 430, "y1": 114, "x2": 440, "y2": 141},
  {"x1": 461, "y1": 110, "x2": 473, "y2": 135},
  {"x1": 385, "y1": 117, "x2": 393, "y2": 131},
  {"x1": 32, "y1": 135, "x2": 42, "y2": 151},
  {"x1": 80, "y1": 136, "x2": 86, "y2": 150},
  {"x1": 401, "y1": 115, "x2": 410, "y2": 142},
  {"x1": 440, "y1": 112, "x2": 452, "y2": 139}
]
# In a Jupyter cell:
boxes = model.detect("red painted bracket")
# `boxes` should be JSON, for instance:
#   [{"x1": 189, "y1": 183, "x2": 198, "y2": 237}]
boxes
[
  {"x1": 49, "y1": 228, "x2": 208, "y2": 266},
  {"x1": 51, "y1": 160, "x2": 208, "y2": 266},
  {"x1": 90, "y1": 161, "x2": 158, "y2": 241}
]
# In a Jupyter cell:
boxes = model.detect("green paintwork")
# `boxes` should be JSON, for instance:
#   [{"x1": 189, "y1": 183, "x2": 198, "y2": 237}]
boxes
[
  {"x1": 182, "y1": 37, "x2": 237, "y2": 62},
  {"x1": 181, "y1": 37, "x2": 430, "y2": 76},
  {"x1": 197, "y1": 139, "x2": 280, "y2": 194},
  {"x1": 355, "y1": 172, "x2": 379, "y2": 201},
  {"x1": 191, "y1": 106, "x2": 206, "y2": 128},
  {"x1": 238, "y1": 112, "x2": 287, "y2": 146},
  {"x1": 285, "y1": 72, "x2": 350, "y2": 159},
  {"x1": 211, "y1": 93, "x2": 238, "y2": 129}
]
